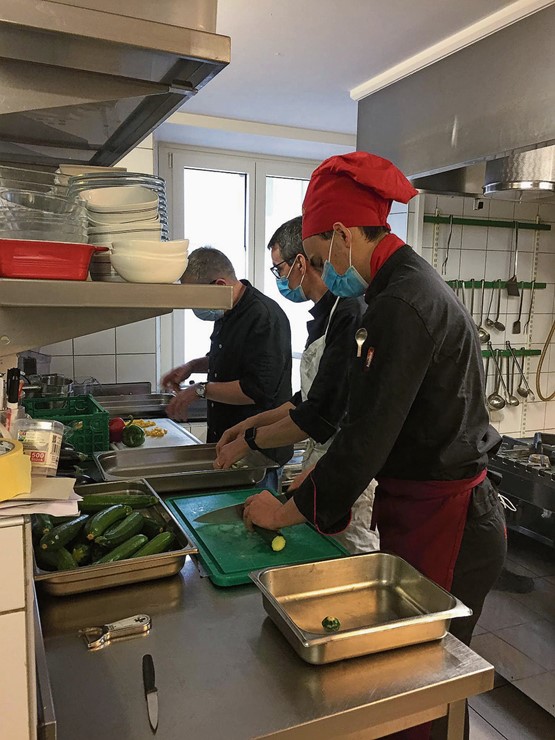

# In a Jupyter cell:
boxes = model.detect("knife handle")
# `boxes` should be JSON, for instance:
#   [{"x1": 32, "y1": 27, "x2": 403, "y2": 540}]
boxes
[{"x1": 143, "y1": 654, "x2": 156, "y2": 694}]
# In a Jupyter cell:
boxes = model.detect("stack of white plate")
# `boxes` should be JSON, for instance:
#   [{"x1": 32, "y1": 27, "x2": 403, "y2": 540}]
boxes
[{"x1": 68, "y1": 172, "x2": 170, "y2": 281}]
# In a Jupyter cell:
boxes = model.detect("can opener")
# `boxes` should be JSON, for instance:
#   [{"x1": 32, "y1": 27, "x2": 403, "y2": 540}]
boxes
[{"x1": 79, "y1": 614, "x2": 151, "y2": 650}]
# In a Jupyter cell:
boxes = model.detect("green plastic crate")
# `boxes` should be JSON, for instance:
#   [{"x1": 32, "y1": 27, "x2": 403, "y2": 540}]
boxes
[{"x1": 22, "y1": 394, "x2": 109, "y2": 457}]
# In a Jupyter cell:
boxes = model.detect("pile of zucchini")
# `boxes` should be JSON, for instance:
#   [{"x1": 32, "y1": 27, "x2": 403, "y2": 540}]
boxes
[{"x1": 32, "y1": 494, "x2": 176, "y2": 572}]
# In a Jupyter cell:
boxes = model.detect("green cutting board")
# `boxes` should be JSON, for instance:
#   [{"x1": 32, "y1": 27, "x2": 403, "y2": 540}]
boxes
[{"x1": 166, "y1": 489, "x2": 348, "y2": 586}]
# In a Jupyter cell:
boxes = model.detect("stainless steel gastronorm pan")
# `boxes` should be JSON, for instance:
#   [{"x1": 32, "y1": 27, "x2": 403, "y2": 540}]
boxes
[
  {"x1": 251, "y1": 553, "x2": 472, "y2": 664},
  {"x1": 94, "y1": 444, "x2": 277, "y2": 493},
  {"x1": 34, "y1": 480, "x2": 197, "y2": 596}
]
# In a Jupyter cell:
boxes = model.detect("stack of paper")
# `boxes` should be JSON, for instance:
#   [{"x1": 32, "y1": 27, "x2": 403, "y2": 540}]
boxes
[{"x1": 0, "y1": 477, "x2": 81, "y2": 517}]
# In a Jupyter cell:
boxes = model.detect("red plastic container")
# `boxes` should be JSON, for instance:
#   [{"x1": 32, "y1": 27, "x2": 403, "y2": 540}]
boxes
[{"x1": 0, "y1": 239, "x2": 108, "y2": 280}]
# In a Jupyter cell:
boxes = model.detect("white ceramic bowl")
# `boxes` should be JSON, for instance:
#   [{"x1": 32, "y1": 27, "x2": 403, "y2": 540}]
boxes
[
  {"x1": 81, "y1": 186, "x2": 158, "y2": 213},
  {"x1": 88, "y1": 221, "x2": 162, "y2": 235},
  {"x1": 87, "y1": 207, "x2": 159, "y2": 225},
  {"x1": 111, "y1": 239, "x2": 189, "y2": 256},
  {"x1": 110, "y1": 251, "x2": 188, "y2": 283}
]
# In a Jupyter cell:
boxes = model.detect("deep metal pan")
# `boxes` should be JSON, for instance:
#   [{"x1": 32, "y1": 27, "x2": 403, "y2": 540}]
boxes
[
  {"x1": 251, "y1": 553, "x2": 472, "y2": 664},
  {"x1": 34, "y1": 480, "x2": 197, "y2": 596},
  {"x1": 94, "y1": 444, "x2": 277, "y2": 493}
]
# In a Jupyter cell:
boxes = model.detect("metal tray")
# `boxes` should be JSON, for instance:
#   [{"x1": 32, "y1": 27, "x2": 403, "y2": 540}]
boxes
[
  {"x1": 251, "y1": 553, "x2": 472, "y2": 664},
  {"x1": 34, "y1": 480, "x2": 198, "y2": 596},
  {"x1": 94, "y1": 393, "x2": 207, "y2": 421},
  {"x1": 94, "y1": 444, "x2": 278, "y2": 493}
]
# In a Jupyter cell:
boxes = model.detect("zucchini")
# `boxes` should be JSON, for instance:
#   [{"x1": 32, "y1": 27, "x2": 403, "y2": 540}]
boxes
[
  {"x1": 32, "y1": 514, "x2": 53, "y2": 539},
  {"x1": 141, "y1": 516, "x2": 165, "y2": 538},
  {"x1": 95, "y1": 534, "x2": 148, "y2": 564},
  {"x1": 56, "y1": 548, "x2": 78, "y2": 571},
  {"x1": 84, "y1": 505, "x2": 131, "y2": 541},
  {"x1": 79, "y1": 494, "x2": 157, "y2": 512},
  {"x1": 322, "y1": 616, "x2": 341, "y2": 632},
  {"x1": 39, "y1": 515, "x2": 89, "y2": 551},
  {"x1": 95, "y1": 512, "x2": 144, "y2": 549},
  {"x1": 253, "y1": 525, "x2": 286, "y2": 553},
  {"x1": 36, "y1": 548, "x2": 59, "y2": 571},
  {"x1": 72, "y1": 541, "x2": 92, "y2": 565},
  {"x1": 131, "y1": 532, "x2": 175, "y2": 558}
]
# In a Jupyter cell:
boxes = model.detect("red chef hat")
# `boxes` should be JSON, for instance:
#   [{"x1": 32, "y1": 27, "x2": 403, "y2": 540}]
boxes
[{"x1": 302, "y1": 151, "x2": 418, "y2": 239}]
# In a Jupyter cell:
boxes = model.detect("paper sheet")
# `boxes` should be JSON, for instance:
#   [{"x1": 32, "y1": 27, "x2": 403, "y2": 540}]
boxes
[{"x1": 0, "y1": 490, "x2": 81, "y2": 517}]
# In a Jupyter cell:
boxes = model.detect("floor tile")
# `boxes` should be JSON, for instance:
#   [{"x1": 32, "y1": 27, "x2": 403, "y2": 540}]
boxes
[
  {"x1": 473, "y1": 623, "x2": 488, "y2": 636},
  {"x1": 469, "y1": 707, "x2": 505, "y2": 739},
  {"x1": 469, "y1": 685, "x2": 555, "y2": 740},
  {"x1": 470, "y1": 633, "x2": 545, "y2": 681},
  {"x1": 502, "y1": 558, "x2": 538, "y2": 579},
  {"x1": 509, "y1": 578, "x2": 555, "y2": 624},
  {"x1": 495, "y1": 620, "x2": 555, "y2": 671},
  {"x1": 506, "y1": 535, "x2": 555, "y2": 577},
  {"x1": 513, "y1": 672, "x2": 555, "y2": 718},
  {"x1": 477, "y1": 590, "x2": 545, "y2": 632}
]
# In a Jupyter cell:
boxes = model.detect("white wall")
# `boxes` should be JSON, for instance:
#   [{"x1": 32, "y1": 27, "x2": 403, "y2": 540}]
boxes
[
  {"x1": 38, "y1": 138, "x2": 161, "y2": 390},
  {"x1": 416, "y1": 194, "x2": 555, "y2": 437}
]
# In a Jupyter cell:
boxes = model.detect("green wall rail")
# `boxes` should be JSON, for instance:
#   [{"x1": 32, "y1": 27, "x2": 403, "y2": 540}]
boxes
[
  {"x1": 424, "y1": 215, "x2": 551, "y2": 231},
  {"x1": 481, "y1": 349, "x2": 540, "y2": 358},
  {"x1": 447, "y1": 280, "x2": 546, "y2": 290}
]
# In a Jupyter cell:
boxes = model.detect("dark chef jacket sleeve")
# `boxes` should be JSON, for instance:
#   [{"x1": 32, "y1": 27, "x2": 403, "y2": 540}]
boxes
[
  {"x1": 289, "y1": 302, "x2": 362, "y2": 444},
  {"x1": 238, "y1": 308, "x2": 291, "y2": 407},
  {"x1": 292, "y1": 295, "x2": 436, "y2": 533}
]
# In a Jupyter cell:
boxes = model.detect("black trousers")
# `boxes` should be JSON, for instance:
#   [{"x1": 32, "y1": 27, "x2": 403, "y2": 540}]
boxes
[{"x1": 431, "y1": 476, "x2": 507, "y2": 740}]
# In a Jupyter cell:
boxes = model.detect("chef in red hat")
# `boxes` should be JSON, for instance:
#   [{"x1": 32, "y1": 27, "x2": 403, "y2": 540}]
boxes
[{"x1": 243, "y1": 151, "x2": 506, "y2": 738}]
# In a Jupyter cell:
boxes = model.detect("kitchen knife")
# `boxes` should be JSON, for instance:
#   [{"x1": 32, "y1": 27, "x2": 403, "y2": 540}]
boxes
[
  {"x1": 194, "y1": 493, "x2": 288, "y2": 524},
  {"x1": 143, "y1": 654, "x2": 158, "y2": 734}
]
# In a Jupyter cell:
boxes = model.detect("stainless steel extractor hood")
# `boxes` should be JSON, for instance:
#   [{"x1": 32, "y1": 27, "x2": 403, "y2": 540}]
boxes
[
  {"x1": 483, "y1": 146, "x2": 555, "y2": 201},
  {"x1": 0, "y1": 0, "x2": 230, "y2": 166}
]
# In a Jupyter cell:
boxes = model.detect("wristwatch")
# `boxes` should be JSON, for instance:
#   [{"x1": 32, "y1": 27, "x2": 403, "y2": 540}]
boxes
[
  {"x1": 195, "y1": 382, "x2": 208, "y2": 399},
  {"x1": 244, "y1": 426, "x2": 262, "y2": 452}
]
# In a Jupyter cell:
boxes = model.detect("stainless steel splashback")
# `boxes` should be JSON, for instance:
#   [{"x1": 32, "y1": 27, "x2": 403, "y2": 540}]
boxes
[{"x1": 0, "y1": 0, "x2": 229, "y2": 166}]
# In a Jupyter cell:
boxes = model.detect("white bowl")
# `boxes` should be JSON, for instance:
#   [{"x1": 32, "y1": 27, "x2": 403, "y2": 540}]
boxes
[
  {"x1": 110, "y1": 251, "x2": 188, "y2": 283},
  {"x1": 81, "y1": 186, "x2": 158, "y2": 213},
  {"x1": 111, "y1": 239, "x2": 189, "y2": 256},
  {"x1": 88, "y1": 221, "x2": 162, "y2": 235},
  {"x1": 87, "y1": 207, "x2": 159, "y2": 225}
]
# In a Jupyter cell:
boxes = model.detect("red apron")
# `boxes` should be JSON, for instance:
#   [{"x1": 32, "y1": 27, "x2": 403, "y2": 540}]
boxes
[{"x1": 373, "y1": 469, "x2": 487, "y2": 740}]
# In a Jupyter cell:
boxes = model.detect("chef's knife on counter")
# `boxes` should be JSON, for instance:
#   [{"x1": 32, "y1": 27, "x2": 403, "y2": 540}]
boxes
[
  {"x1": 194, "y1": 493, "x2": 288, "y2": 551},
  {"x1": 143, "y1": 654, "x2": 158, "y2": 734}
]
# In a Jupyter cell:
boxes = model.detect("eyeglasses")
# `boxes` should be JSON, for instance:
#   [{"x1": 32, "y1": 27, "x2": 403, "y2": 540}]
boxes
[{"x1": 269, "y1": 259, "x2": 289, "y2": 279}]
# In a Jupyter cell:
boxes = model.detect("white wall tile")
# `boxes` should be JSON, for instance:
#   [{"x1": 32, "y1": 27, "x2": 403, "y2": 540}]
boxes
[
  {"x1": 463, "y1": 197, "x2": 490, "y2": 218},
  {"x1": 485, "y1": 250, "x2": 511, "y2": 281},
  {"x1": 421, "y1": 247, "x2": 433, "y2": 264},
  {"x1": 515, "y1": 251, "x2": 533, "y2": 281},
  {"x1": 487, "y1": 228, "x2": 513, "y2": 252},
  {"x1": 537, "y1": 252, "x2": 555, "y2": 283},
  {"x1": 424, "y1": 194, "x2": 438, "y2": 212},
  {"x1": 538, "y1": 227, "x2": 555, "y2": 253},
  {"x1": 459, "y1": 250, "x2": 486, "y2": 278},
  {"x1": 512, "y1": 228, "x2": 536, "y2": 253},
  {"x1": 513, "y1": 202, "x2": 540, "y2": 222},
  {"x1": 538, "y1": 204, "x2": 555, "y2": 223},
  {"x1": 40, "y1": 339, "x2": 73, "y2": 356},
  {"x1": 117, "y1": 146, "x2": 154, "y2": 175},
  {"x1": 436, "y1": 195, "x2": 464, "y2": 216},
  {"x1": 440, "y1": 249, "x2": 461, "y2": 281},
  {"x1": 116, "y1": 319, "x2": 157, "y2": 354},
  {"x1": 459, "y1": 226, "x2": 487, "y2": 250},
  {"x1": 531, "y1": 286, "x2": 554, "y2": 314},
  {"x1": 545, "y1": 402, "x2": 555, "y2": 428},
  {"x1": 49, "y1": 355, "x2": 74, "y2": 379},
  {"x1": 73, "y1": 329, "x2": 116, "y2": 356},
  {"x1": 489, "y1": 200, "x2": 515, "y2": 220},
  {"x1": 531, "y1": 313, "x2": 554, "y2": 344},
  {"x1": 117, "y1": 353, "x2": 157, "y2": 388},
  {"x1": 74, "y1": 355, "x2": 116, "y2": 384},
  {"x1": 525, "y1": 401, "x2": 546, "y2": 431},
  {"x1": 421, "y1": 223, "x2": 435, "y2": 249}
]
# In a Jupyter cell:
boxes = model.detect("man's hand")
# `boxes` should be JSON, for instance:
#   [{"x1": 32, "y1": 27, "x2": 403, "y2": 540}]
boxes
[
  {"x1": 216, "y1": 421, "x2": 249, "y2": 454},
  {"x1": 215, "y1": 437, "x2": 249, "y2": 470},
  {"x1": 243, "y1": 490, "x2": 282, "y2": 531},
  {"x1": 160, "y1": 361, "x2": 194, "y2": 393},
  {"x1": 286, "y1": 465, "x2": 315, "y2": 492},
  {"x1": 166, "y1": 385, "x2": 199, "y2": 421}
]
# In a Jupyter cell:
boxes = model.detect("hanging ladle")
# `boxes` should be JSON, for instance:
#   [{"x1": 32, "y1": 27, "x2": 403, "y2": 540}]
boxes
[
  {"x1": 505, "y1": 352, "x2": 520, "y2": 406},
  {"x1": 477, "y1": 279, "x2": 490, "y2": 343},
  {"x1": 487, "y1": 344, "x2": 507, "y2": 410},
  {"x1": 506, "y1": 341, "x2": 535, "y2": 400},
  {"x1": 484, "y1": 283, "x2": 496, "y2": 331}
]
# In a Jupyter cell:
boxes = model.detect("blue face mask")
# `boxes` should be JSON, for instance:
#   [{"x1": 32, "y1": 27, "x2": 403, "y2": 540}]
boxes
[
  {"x1": 276, "y1": 259, "x2": 308, "y2": 303},
  {"x1": 193, "y1": 308, "x2": 225, "y2": 322},
  {"x1": 321, "y1": 231, "x2": 369, "y2": 297}
]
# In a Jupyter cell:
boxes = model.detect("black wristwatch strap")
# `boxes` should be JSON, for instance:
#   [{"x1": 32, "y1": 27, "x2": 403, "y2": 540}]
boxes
[{"x1": 244, "y1": 426, "x2": 262, "y2": 452}]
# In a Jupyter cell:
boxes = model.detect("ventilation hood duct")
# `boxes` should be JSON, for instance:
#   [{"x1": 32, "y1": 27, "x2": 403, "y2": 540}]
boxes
[
  {"x1": 0, "y1": 0, "x2": 230, "y2": 166},
  {"x1": 483, "y1": 146, "x2": 555, "y2": 201}
]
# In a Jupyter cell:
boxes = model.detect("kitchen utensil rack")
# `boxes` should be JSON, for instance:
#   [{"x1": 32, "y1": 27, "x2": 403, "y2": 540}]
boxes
[
  {"x1": 424, "y1": 215, "x2": 551, "y2": 231},
  {"x1": 447, "y1": 280, "x2": 546, "y2": 290},
  {"x1": 481, "y1": 348, "x2": 540, "y2": 358}
]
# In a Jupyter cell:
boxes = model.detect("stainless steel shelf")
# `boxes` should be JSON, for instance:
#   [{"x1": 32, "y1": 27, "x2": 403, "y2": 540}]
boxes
[{"x1": 0, "y1": 280, "x2": 232, "y2": 356}]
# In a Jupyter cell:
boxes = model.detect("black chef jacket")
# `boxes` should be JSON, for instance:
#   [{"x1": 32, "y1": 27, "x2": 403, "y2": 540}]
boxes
[
  {"x1": 293, "y1": 245, "x2": 501, "y2": 532},
  {"x1": 289, "y1": 292, "x2": 365, "y2": 443},
  {"x1": 206, "y1": 280, "x2": 292, "y2": 450}
]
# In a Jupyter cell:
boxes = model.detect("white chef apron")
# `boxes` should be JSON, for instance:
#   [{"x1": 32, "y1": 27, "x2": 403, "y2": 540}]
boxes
[{"x1": 299, "y1": 298, "x2": 379, "y2": 554}]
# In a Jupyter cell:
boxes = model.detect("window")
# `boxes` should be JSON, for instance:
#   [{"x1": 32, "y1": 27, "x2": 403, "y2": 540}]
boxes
[{"x1": 159, "y1": 147, "x2": 316, "y2": 389}]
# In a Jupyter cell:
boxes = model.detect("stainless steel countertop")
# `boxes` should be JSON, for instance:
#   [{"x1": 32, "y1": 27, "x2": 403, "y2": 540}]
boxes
[{"x1": 38, "y1": 559, "x2": 493, "y2": 740}]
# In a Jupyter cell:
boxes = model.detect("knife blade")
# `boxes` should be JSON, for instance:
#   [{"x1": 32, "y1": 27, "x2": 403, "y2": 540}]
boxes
[
  {"x1": 142, "y1": 654, "x2": 158, "y2": 734},
  {"x1": 194, "y1": 493, "x2": 288, "y2": 524}
]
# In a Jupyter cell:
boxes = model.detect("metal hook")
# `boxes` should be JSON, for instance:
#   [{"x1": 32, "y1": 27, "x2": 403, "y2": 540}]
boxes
[{"x1": 441, "y1": 215, "x2": 454, "y2": 276}]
